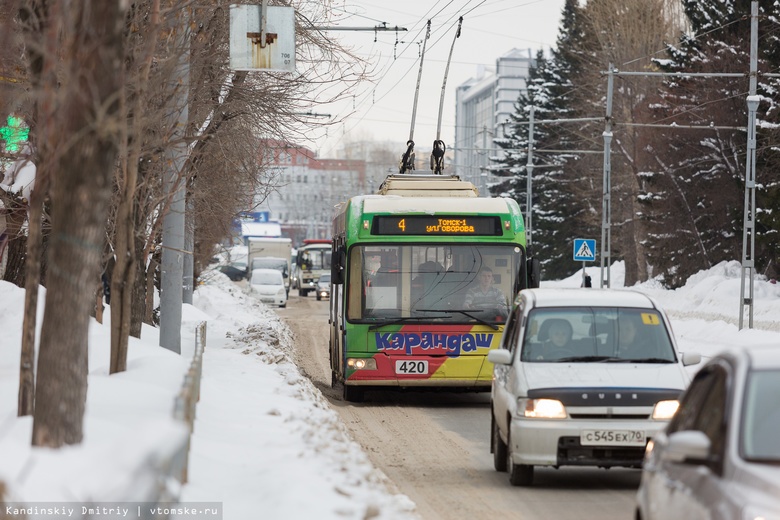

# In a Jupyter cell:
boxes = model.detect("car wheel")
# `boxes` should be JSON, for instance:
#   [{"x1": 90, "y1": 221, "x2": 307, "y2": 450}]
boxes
[
  {"x1": 506, "y1": 429, "x2": 534, "y2": 486},
  {"x1": 299, "y1": 289, "x2": 308, "y2": 297},
  {"x1": 316, "y1": 293, "x2": 321, "y2": 301},
  {"x1": 279, "y1": 303, "x2": 286, "y2": 308},
  {"x1": 492, "y1": 412, "x2": 508, "y2": 472}
]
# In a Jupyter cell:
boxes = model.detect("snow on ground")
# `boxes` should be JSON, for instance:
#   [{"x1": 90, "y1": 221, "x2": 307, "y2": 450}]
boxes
[{"x1": 1, "y1": 259, "x2": 779, "y2": 520}]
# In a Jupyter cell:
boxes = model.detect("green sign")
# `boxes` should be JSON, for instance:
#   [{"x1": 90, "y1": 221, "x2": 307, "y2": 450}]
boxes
[{"x1": 0, "y1": 115, "x2": 29, "y2": 153}]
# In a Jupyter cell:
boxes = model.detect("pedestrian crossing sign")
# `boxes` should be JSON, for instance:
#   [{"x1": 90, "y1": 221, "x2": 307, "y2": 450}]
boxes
[{"x1": 573, "y1": 239, "x2": 597, "y2": 262}]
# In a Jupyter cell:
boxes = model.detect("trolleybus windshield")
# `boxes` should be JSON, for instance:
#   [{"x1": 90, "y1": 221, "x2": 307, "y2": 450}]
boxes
[{"x1": 348, "y1": 244, "x2": 519, "y2": 325}]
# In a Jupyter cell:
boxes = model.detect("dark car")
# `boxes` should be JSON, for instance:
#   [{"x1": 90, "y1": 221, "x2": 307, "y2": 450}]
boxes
[{"x1": 219, "y1": 261, "x2": 247, "y2": 281}]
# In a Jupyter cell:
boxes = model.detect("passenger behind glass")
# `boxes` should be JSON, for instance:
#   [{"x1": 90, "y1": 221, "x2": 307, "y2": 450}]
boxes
[
  {"x1": 534, "y1": 318, "x2": 573, "y2": 361},
  {"x1": 616, "y1": 316, "x2": 655, "y2": 359},
  {"x1": 370, "y1": 253, "x2": 399, "y2": 287}
]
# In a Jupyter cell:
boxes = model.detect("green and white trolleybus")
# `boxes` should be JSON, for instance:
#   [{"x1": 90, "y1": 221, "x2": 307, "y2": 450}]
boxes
[{"x1": 328, "y1": 173, "x2": 540, "y2": 401}]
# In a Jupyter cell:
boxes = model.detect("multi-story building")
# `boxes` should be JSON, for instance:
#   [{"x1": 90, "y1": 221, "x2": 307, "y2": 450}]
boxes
[
  {"x1": 254, "y1": 140, "x2": 367, "y2": 246},
  {"x1": 454, "y1": 48, "x2": 535, "y2": 195}
]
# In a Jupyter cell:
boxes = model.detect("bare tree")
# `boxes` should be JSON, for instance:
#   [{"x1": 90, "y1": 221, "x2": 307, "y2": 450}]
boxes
[
  {"x1": 30, "y1": 0, "x2": 127, "y2": 447},
  {"x1": 102, "y1": 0, "x2": 371, "y2": 371},
  {"x1": 7, "y1": 0, "x2": 374, "y2": 431},
  {"x1": 573, "y1": 0, "x2": 685, "y2": 285}
]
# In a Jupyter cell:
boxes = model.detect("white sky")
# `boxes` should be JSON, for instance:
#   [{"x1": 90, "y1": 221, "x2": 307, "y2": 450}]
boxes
[
  {"x1": 2, "y1": 258, "x2": 780, "y2": 518},
  {"x1": 305, "y1": 0, "x2": 567, "y2": 158}
]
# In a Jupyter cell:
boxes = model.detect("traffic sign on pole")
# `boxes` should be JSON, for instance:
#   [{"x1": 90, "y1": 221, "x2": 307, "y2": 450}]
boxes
[{"x1": 573, "y1": 238, "x2": 597, "y2": 262}]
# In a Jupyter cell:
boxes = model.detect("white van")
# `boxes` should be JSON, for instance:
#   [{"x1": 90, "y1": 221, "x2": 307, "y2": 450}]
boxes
[{"x1": 249, "y1": 268, "x2": 287, "y2": 308}]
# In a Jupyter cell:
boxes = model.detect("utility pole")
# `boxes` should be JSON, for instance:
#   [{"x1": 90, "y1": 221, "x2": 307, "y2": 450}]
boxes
[
  {"x1": 739, "y1": 1, "x2": 759, "y2": 329},
  {"x1": 183, "y1": 197, "x2": 194, "y2": 305},
  {"x1": 601, "y1": 66, "x2": 614, "y2": 288},
  {"x1": 160, "y1": 10, "x2": 190, "y2": 354}
]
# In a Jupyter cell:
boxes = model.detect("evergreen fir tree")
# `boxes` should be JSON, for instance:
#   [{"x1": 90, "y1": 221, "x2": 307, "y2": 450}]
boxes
[
  {"x1": 645, "y1": 0, "x2": 780, "y2": 286},
  {"x1": 489, "y1": 0, "x2": 598, "y2": 280}
]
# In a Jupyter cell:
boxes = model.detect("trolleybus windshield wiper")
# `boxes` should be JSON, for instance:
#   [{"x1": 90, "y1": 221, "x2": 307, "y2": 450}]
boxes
[
  {"x1": 416, "y1": 309, "x2": 500, "y2": 330},
  {"x1": 367, "y1": 316, "x2": 448, "y2": 331}
]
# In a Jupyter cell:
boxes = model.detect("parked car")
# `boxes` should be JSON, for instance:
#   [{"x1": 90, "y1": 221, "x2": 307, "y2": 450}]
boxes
[
  {"x1": 316, "y1": 273, "x2": 331, "y2": 301},
  {"x1": 220, "y1": 260, "x2": 247, "y2": 281},
  {"x1": 635, "y1": 344, "x2": 780, "y2": 520},
  {"x1": 249, "y1": 268, "x2": 287, "y2": 308},
  {"x1": 488, "y1": 288, "x2": 701, "y2": 486}
]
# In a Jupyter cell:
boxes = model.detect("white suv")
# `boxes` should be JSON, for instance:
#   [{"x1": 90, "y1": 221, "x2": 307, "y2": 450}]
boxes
[{"x1": 488, "y1": 288, "x2": 700, "y2": 486}]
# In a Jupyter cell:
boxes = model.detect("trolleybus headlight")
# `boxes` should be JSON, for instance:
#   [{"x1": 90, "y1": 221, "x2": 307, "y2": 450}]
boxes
[
  {"x1": 652, "y1": 400, "x2": 679, "y2": 420},
  {"x1": 347, "y1": 358, "x2": 377, "y2": 370},
  {"x1": 519, "y1": 398, "x2": 567, "y2": 419}
]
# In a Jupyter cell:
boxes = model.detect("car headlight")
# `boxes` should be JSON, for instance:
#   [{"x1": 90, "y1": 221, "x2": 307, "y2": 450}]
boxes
[
  {"x1": 277, "y1": 288, "x2": 286, "y2": 296},
  {"x1": 520, "y1": 398, "x2": 567, "y2": 419},
  {"x1": 652, "y1": 400, "x2": 679, "y2": 420}
]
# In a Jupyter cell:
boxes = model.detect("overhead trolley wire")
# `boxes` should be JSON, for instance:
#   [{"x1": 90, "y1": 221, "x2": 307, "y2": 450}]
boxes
[{"x1": 319, "y1": 0, "x2": 481, "y2": 156}]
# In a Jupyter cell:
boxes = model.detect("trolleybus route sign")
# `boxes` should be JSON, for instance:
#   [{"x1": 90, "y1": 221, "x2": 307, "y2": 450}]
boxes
[{"x1": 373, "y1": 215, "x2": 502, "y2": 236}]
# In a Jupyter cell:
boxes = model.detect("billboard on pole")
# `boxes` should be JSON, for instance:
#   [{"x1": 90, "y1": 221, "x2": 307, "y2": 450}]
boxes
[{"x1": 229, "y1": 4, "x2": 296, "y2": 72}]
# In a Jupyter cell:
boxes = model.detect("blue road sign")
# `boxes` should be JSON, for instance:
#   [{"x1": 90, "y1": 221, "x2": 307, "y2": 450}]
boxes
[
  {"x1": 240, "y1": 211, "x2": 270, "y2": 222},
  {"x1": 573, "y1": 239, "x2": 597, "y2": 262}
]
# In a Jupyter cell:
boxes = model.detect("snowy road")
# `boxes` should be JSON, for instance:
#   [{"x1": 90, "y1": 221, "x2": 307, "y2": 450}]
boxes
[{"x1": 280, "y1": 295, "x2": 640, "y2": 520}]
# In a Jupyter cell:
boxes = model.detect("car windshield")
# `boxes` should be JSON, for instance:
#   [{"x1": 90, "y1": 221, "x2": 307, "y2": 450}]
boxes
[
  {"x1": 251, "y1": 271, "x2": 282, "y2": 285},
  {"x1": 252, "y1": 257, "x2": 287, "y2": 271},
  {"x1": 741, "y1": 369, "x2": 780, "y2": 463},
  {"x1": 319, "y1": 275, "x2": 331, "y2": 284},
  {"x1": 347, "y1": 244, "x2": 520, "y2": 324},
  {"x1": 520, "y1": 307, "x2": 676, "y2": 363}
]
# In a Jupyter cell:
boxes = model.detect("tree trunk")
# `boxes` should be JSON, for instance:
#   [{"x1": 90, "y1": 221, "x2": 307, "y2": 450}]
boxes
[
  {"x1": 32, "y1": 0, "x2": 126, "y2": 447},
  {"x1": 110, "y1": 0, "x2": 160, "y2": 369},
  {"x1": 145, "y1": 257, "x2": 158, "y2": 326},
  {"x1": 16, "y1": 0, "x2": 55, "y2": 418},
  {"x1": 18, "y1": 178, "x2": 46, "y2": 416},
  {"x1": 0, "y1": 195, "x2": 27, "y2": 285},
  {"x1": 130, "y1": 227, "x2": 147, "y2": 337}
]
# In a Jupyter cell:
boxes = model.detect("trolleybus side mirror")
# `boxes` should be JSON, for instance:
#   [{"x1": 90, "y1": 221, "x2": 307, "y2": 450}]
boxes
[{"x1": 332, "y1": 246, "x2": 346, "y2": 284}]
